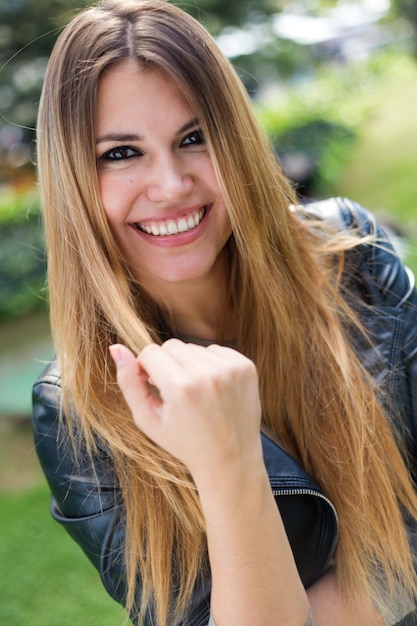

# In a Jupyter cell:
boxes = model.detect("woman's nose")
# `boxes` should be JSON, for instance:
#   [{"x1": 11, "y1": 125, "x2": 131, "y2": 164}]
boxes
[{"x1": 146, "y1": 155, "x2": 194, "y2": 202}]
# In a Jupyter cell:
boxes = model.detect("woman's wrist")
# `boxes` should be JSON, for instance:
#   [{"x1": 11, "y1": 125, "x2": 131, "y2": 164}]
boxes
[{"x1": 195, "y1": 449, "x2": 269, "y2": 520}]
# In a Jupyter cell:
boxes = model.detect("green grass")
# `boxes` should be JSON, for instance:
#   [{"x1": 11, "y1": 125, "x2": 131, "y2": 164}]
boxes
[{"x1": 0, "y1": 421, "x2": 127, "y2": 625}]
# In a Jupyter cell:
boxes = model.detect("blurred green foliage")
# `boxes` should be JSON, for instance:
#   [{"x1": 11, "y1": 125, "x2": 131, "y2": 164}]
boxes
[
  {"x1": 0, "y1": 188, "x2": 40, "y2": 224},
  {"x1": 256, "y1": 50, "x2": 397, "y2": 197},
  {"x1": 0, "y1": 0, "x2": 89, "y2": 178},
  {"x1": 176, "y1": 0, "x2": 278, "y2": 33},
  {"x1": 0, "y1": 190, "x2": 46, "y2": 319}
]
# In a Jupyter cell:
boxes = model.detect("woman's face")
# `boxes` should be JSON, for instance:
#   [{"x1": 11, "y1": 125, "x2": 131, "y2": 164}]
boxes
[{"x1": 95, "y1": 59, "x2": 232, "y2": 299}]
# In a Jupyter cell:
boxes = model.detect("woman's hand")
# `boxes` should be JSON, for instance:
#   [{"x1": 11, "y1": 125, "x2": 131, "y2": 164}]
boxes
[
  {"x1": 109, "y1": 339, "x2": 263, "y2": 485},
  {"x1": 110, "y1": 339, "x2": 310, "y2": 626}
]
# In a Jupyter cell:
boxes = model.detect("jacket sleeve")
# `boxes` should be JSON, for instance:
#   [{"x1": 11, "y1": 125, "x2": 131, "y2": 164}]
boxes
[
  {"x1": 32, "y1": 363, "x2": 212, "y2": 626},
  {"x1": 335, "y1": 197, "x2": 417, "y2": 455},
  {"x1": 305, "y1": 196, "x2": 417, "y2": 451}
]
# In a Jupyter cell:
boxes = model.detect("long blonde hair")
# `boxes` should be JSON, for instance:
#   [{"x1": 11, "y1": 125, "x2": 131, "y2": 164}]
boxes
[{"x1": 38, "y1": 0, "x2": 417, "y2": 623}]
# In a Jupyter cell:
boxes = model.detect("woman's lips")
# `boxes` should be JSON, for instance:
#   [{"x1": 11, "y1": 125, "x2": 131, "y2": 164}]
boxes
[{"x1": 130, "y1": 205, "x2": 211, "y2": 247}]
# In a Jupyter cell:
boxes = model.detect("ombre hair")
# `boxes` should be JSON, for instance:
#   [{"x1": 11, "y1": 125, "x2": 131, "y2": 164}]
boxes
[{"x1": 38, "y1": 1, "x2": 417, "y2": 623}]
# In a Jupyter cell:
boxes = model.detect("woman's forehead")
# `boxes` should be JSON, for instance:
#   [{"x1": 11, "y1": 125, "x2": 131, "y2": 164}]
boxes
[{"x1": 96, "y1": 60, "x2": 195, "y2": 138}]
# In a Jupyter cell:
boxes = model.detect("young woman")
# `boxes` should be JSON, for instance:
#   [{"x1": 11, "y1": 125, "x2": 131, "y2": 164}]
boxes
[{"x1": 32, "y1": 0, "x2": 417, "y2": 624}]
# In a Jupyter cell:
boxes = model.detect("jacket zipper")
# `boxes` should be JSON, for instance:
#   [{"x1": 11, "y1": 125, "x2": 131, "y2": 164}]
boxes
[{"x1": 271, "y1": 486, "x2": 340, "y2": 556}]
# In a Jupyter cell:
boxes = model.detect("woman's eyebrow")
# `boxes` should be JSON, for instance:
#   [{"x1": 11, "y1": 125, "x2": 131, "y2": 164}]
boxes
[
  {"x1": 96, "y1": 132, "x2": 142, "y2": 145},
  {"x1": 95, "y1": 118, "x2": 200, "y2": 145},
  {"x1": 175, "y1": 118, "x2": 200, "y2": 136}
]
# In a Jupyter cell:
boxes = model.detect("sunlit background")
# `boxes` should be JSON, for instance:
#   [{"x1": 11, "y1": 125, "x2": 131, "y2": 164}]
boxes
[{"x1": 1, "y1": 0, "x2": 417, "y2": 623}]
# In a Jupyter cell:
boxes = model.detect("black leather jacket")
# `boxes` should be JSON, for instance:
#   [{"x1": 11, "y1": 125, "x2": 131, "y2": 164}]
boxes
[{"x1": 32, "y1": 198, "x2": 417, "y2": 625}]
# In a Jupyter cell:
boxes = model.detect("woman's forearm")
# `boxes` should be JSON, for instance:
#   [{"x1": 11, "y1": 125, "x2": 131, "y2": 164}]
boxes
[{"x1": 197, "y1": 453, "x2": 310, "y2": 626}]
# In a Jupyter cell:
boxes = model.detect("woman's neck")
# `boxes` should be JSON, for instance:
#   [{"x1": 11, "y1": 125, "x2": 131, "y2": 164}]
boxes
[
  {"x1": 144, "y1": 249, "x2": 235, "y2": 342},
  {"x1": 163, "y1": 279, "x2": 229, "y2": 342}
]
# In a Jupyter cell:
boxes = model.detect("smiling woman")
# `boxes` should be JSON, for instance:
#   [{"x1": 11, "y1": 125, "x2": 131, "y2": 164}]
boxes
[
  {"x1": 95, "y1": 60, "x2": 231, "y2": 304},
  {"x1": 32, "y1": 1, "x2": 417, "y2": 626}
]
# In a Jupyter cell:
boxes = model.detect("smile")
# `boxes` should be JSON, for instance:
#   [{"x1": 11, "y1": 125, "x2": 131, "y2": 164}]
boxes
[{"x1": 135, "y1": 207, "x2": 206, "y2": 237}]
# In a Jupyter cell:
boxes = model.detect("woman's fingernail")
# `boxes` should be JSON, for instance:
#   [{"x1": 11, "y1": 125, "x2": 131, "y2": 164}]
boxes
[{"x1": 109, "y1": 345, "x2": 122, "y2": 364}]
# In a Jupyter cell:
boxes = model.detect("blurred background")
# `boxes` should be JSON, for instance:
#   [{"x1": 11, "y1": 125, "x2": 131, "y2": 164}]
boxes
[{"x1": 1, "y1": 0, "x2": 417, "y2": 623}]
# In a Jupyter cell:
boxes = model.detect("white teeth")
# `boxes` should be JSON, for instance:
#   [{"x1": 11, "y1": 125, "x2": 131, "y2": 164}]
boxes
[
  {"x1": 167, "y1": 221, "x2": 178, "y2": 235},
  {"x1": 137, "y1": 208, "x2": 205, "y2": 236},
  {"x1": 178, "y1": 218, "x2": 188, "y2": 232}
]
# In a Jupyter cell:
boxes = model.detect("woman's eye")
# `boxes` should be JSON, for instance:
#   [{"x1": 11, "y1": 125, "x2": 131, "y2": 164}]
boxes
[
  {"x1": 101, "y1": 146, "x2": 140, "y2": 161},
  {"x1": 181, "y1": 129, "x2": 205, "y2": 147}
]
